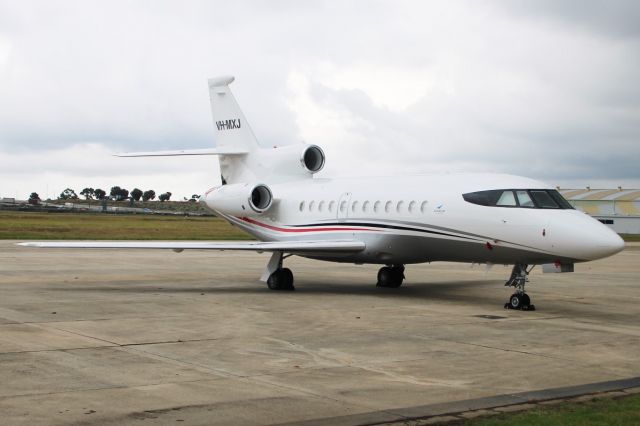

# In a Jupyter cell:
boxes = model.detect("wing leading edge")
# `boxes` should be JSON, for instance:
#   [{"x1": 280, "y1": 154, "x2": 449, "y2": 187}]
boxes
[{"x1": 18, "y1": 240, "x2": 365, "y2": 253}]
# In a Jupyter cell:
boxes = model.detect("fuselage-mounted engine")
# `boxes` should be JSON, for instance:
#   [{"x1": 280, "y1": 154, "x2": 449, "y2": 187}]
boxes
[
  {"x1": 300, "y1": 144, "x2": 325, "y2": 174},
  {"x1": 204, "y1": 183, "x2": 273, "y2": 216}
]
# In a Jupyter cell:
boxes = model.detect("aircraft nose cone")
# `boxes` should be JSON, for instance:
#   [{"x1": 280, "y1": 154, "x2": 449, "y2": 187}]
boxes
[
  {"x1": 550, "y1": 212, "x2": 625, "y2": 261},
  {"x1": 591, "y1": 229, "x2": 625, "y2": 259},
  {"x1": 577, "y1": 219, "x2": 625, "y2": 261}
]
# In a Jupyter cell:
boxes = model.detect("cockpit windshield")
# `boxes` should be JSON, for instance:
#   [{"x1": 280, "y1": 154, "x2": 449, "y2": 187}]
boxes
[{"x1": 462, "y1": 189, "x2": 574, "y2": 209}]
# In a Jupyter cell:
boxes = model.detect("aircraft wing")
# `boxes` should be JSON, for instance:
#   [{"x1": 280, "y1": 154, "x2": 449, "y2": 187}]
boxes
[
  {"x1": 18, "y1": 240, "x2": 365, "y2": 253},
  {"x1": 115, "y1": 148, "x2": 248, "y2": 157}
]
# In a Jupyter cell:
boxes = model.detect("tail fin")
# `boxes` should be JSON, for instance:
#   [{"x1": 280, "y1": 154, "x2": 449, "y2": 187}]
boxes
[
  {"x1": 208, "y1": 76, "x2": 262, "y2": 183},
  {"x1": 208, "y1": 76, "x2": 260, "y2": 152}
]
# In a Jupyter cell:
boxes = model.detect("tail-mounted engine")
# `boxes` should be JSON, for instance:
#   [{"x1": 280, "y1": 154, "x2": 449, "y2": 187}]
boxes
[
  {"x1": 205, "y1": 183, "x2": 273, "y2": 216},
  {"x1": 300, "y1": 145, "x2": 325, "y2": 174}
]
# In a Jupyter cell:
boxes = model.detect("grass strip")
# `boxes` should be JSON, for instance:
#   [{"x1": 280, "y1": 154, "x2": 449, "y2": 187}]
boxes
[
  {"x1": 0, "y1": 211, "x2": 252, "y2": 240},
  {"x1": 463, "y1": 392, "x2": 640, "y2": 426}
]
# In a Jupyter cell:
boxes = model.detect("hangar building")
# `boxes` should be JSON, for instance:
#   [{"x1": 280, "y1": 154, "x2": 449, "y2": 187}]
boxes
[{"x1": 559, "y1": 188, "x2": 640, "y2": 235}]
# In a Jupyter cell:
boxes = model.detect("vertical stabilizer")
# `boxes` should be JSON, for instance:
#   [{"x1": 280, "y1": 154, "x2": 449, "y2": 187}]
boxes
[
  {"x1": 208, "y1": 76, "x2": 259, "y2": 183},
  {"x1": 208, "y1": 76, "x2": 259, "y2": 152}
]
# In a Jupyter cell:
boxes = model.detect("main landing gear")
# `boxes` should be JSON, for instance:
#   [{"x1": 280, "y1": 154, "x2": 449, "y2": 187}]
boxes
[
  {"x1": 263, "y1": 252, "x2": 295, "y2": 291},
  {"x1": 377, "y1": 265, "x2": 405, "y2": 288},
  {"x1": 267, "y1": 267, "x2": 294, "y2": 291},
  {"x1": 504, "y1": 264, "x2": 535, "y2": 311}
]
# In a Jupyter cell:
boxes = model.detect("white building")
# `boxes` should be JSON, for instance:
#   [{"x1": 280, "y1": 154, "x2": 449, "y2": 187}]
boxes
[{"x1": 559, "y1": 188, "x2": 640, "y2": 235}]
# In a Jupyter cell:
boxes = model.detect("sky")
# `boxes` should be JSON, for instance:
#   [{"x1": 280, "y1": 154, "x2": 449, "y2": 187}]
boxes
[{"x1": 0, "y1": 0, "x2": 639, "y2": 200}]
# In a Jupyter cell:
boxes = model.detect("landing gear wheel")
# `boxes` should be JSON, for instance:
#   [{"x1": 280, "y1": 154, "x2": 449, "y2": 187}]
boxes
[
  {"x1": 377, "y1": 265, "x2": 404, "y2": 288},
  {"x1": 267, "y1": 268, "x2": 295, "y2": 291},
  {"x1": 504, "y1": 292, "x2": 536, "y2": 311},
  {"x1": 508, "y1": 293, "x2": 522, "y2": 309}
]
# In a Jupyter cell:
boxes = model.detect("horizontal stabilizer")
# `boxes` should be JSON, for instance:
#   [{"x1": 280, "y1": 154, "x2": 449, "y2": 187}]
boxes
[
  {"x1": 115, "y1": 148, "x2": 248, "y2": 157},
  {"x1": 18, "y1": 240, "x2": 366, "y2": 253}
]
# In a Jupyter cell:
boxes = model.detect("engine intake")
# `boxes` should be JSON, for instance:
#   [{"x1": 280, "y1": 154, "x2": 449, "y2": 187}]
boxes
[
  {"x1": 301, "y1": 145, "x2": 325, "y2": 173},
  {"x1": 249, "y1": 184, "x2": 273, "y2": 213}
]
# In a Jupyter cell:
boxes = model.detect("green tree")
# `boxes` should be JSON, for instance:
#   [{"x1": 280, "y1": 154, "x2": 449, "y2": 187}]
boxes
[
  {"x1": 142, "y1": 190, "x2": 156, "y2": 201},
  {"x1": 28, "y1": 192, "x2": 40, "y2": 205},
  {"x1": 94, "y1": 188, "x2": 106, "y2": 200},
  {"x1": 110, "y1": 186, "x2": 129, "y2": 201},
  {"x1": 189, "y1": 194, "x2": 201, "y2": 202},
  {"x1": 80, "y1": 188, "x2": 95, "y2": 200},
  {"x1": 158, "y1": 192, "x2": 172, "y2": 202},
  {"x1": 59, "y1": 188, "x2": 78, "y2": 200},
  {"x1": 110, "y1": 186, "x2": 122, "y2": 199},
  {"x1": 130, "y1": 188, "x2": 143, "y2": 201}
]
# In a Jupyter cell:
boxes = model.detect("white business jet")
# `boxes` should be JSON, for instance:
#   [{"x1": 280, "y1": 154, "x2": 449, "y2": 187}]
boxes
[{"x1": 21, "y1": 76, "x2": 625, "y2": 310}]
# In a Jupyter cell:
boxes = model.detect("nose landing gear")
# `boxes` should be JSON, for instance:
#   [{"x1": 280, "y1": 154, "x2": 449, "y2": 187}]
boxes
[
  {"x1": 377, "y1": 265, "x2": 405, "y2": 288},
  {"x1": 504, "y1": 264, "x2": 535, "y2": 311}
]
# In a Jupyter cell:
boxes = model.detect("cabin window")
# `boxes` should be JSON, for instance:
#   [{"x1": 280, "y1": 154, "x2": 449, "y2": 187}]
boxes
[
  {"x1": 396, "y1": 200, "x2": 405, "y2": 213},
  {"x1": 420, "y1": 201, "x2": 428, "y2": 213},
  {"x1": 340, "y1": 200, "x2": 347, "y2": 213},
  {"x1": 385, "y1": 201, "x2": 392, "y2": 213},
  {"x1": 408, "y1": 201, "x2": 416, "y2": 213},
  {"x1": 299, "y1": 201, "x2": 305, "y2": 212},
  {"x1": 318, "y1": 200, "x2": 325, "y2": 212},
  {"x1": 363, "y1": 201, "x2": 370, "y2": 212},
  {"x1": 374, "y1": 201, "x2": 381, "y2": 213},
  {"x1": 352, "y1": 201, "x2": 359, "y2": 213},
  {"x1": 308, "y1": 200, "x2": 315, "y2": 211}
]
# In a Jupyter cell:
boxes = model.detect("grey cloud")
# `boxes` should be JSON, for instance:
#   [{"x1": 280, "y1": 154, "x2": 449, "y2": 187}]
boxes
[{"x1": 500, "y1": 0, "x2": 640, "y2": 39}]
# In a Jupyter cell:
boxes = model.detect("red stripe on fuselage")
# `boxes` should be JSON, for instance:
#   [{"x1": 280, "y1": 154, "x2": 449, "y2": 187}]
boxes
[{"x1": 238, "y1": 217, "x2": 378, "y2": 233}]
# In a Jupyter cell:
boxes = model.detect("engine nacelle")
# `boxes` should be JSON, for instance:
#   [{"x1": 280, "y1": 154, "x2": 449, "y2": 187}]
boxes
[
  {"x1": 205, "y1": 183, "x2": 273, "y2": 216},
  {"x1": 300, "y1": 144, "x2": 325, "y2": 174},
  {"x1": 255, "y1": 144, "x2": 326, "y2": 180}
]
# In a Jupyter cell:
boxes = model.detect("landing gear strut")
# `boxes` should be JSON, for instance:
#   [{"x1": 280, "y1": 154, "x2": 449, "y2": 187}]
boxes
[
  {"x1": 263, "y1": 252, "x2": 295, "y2": 291},
  {"x1": 504, "y1": 264, "x2": 535, "y2": 311},
  {"x1": 377, "y1": 265, "x2": 405, "y2": 288}
]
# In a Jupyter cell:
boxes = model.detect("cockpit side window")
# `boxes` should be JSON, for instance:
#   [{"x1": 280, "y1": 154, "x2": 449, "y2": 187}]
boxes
[
  {"x1": 496, "y1": 190, "x2": 517, "y2": 206},
  {"x1": 529, "y1": 190, "x2": 559, "y2": 208},
  {"x1": 463, "y1": 189, "x2": 574, "y2": 209},
  {"x1": 516, "y1": 190, "x2": 534, "y2": 208},
  {"x1": 548, "y1": 190, "x2": 574, "y2": 209}
]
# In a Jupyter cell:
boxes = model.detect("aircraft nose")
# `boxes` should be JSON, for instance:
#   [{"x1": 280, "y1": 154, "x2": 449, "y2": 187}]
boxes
[
  {"x1": 550, "y1": 212, "x2": 625, "y2": 261},
  {"x1": 576, "y1": 219, "x2": 625, "y2": 261},
  {"x1": 589, "y1": 228, "x2": 625, "y2": 260}
]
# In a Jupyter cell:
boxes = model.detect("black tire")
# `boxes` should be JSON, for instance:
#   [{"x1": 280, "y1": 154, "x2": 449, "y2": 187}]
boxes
[
  {"x1": 521, "y1": 293, "x2": 531, "y2": 307},
  {"x1": 377, "y1": 267, "x2": 393, "y2": 287},
  {"x1": 267, "y1": 272, "x2": 281, "y2": 290},
  {"x1": 281, "y1": 268, "x2": 295, "y2": 290},
  {"x1": 267, "y1": 269, "x2": 295, "y2": 291},
  {"x1": 509, "y1": 293, "x2": 522, "y2": 309},
  {"x1": 387, "y1": 268, "x2": 404, "y2": 288},
  {"x1": 377, "y1": 267, "x2": 403, "y2": 288}
]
